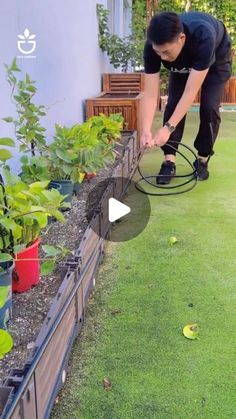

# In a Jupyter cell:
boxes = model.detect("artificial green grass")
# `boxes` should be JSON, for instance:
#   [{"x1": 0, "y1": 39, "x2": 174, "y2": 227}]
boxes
[{"x1": 52, "y1": 112, "x2": 236, "y2": 419}]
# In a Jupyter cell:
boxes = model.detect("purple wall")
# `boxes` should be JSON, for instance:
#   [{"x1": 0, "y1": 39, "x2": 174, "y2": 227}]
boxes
[{"x1": 0, "y1": 0, "x2": 132, "y2": 172}]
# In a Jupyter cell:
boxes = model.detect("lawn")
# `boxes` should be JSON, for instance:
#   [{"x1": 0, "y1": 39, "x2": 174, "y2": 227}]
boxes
[{"x1": 52, "y1": 111, "x2": 236, "y2": 419}]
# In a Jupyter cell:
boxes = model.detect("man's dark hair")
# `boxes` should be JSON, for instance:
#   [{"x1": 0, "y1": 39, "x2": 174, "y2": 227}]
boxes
[{"x1": 147, "y1": 12, "x2": 184, "y2": 45}]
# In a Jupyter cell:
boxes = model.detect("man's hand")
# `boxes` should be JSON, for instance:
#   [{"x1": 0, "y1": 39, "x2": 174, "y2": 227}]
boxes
[
  {"x1": 153, "y1": 125, "x2": 171, "y2": 147},
  {"x1": 140, "y1": 132, "x2": 154, "y2": 149}
]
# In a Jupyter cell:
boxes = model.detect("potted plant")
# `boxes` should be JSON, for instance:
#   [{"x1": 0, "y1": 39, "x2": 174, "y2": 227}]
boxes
[
  {"x1": 2, "y1": 59, "x2": 124, "y2": 201},
  {"x1": 0, "y1": 170, "x2": 69, "y2": 293},
  {"x1": 20, "y1": 114, "x2": 124, "y2": 196},
  {"x1": 81, "y1": 113, "x2": 124, "y2": 181},
  {"x1": 2, "y1": 58, "x2": 75, "y2": 204},
  {"x1": 0, "y1": 134, "x2": 17, "y2": 325}
]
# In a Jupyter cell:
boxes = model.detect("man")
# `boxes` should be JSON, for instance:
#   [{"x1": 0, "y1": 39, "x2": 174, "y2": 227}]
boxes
[{"x1": 141, "y1": 11, "x2": 232, "y2": 184}]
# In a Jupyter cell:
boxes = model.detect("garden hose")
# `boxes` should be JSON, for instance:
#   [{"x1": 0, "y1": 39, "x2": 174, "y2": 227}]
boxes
[
  {"x1": 135, "y1": 122, "x2": 215, "y2": 196},
  {"x1": 135, "y1": 141, "x2": 200, "y2": 196}
]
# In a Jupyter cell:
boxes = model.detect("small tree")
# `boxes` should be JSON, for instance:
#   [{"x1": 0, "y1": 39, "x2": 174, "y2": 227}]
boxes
[
  {"x1": 3, "y1": 58, "x2": 47, "y2": 156},
  {"x1": 97, "y1": 3, "x2": 145, "y2": 72}
]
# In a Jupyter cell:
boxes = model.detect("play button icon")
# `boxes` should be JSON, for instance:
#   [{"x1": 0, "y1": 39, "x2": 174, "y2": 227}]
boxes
[
  {"x1": 85, "y1": 176, "x2": 151, "y2": 242},
  {"x1": 108, "y1": 198, "x2": 131, "y2": 222}
]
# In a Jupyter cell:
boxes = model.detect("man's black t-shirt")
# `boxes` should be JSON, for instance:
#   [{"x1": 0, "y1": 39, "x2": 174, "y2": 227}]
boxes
[{"x1": 144, "y1": 12, "x2": 232, "y2": 81}]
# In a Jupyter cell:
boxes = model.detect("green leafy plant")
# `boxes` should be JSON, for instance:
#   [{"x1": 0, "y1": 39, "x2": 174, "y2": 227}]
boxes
[
  {"x1": 20, "y1": 154, "x2": 49, "y2": 183},
  {"x1": 2, "y1": 59, "x2": 124, "y2": 185},
  {"x1": 47, "y1": 123, "x2": 100, "y2": 182},
  {"x1": 97, "y1": 3, "x2": 144, "y2": 71},
  {"x1": 131, "y1": 0, "x2": 148, "y2": 68},
  {"x1": 0, "y1": 176, "x2": 70, "y2": 273},
  {"x1": 3, "y1": 58, "x2": 47, "y2": 155},
  {"x1": 83, "y1": 113, "x2": 124, "y2": 162},
  {"x1": 20, "y1": 114, "x2": 124, "y2": 184},
  {"x1": 1, "y1": 58, "x2": 50, "y2": 184}
]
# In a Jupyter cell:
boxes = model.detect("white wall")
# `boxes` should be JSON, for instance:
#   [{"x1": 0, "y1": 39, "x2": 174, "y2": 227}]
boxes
[{"x1": 0, "y1": 0, "x2": 132, "y2": 173}]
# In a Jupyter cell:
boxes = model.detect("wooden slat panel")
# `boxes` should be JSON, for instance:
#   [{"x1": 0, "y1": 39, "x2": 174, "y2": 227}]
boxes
[
  {"x1": 192, "y1": 77, "x2": 236, "y2": 104},
  {"x1": 81, "y1": 247, "x2": 101, "y2": 305},
  {"x1": 222, "y1": 77, "x2": 236, "y2": 103},
  {"x1": 11, "y1": 377, "x2": 37, "y2": 419},
  {"x1": 78, "y1": 224, "x2": 100, "y2": 271},
  {"x1": 102, "y1": 73, "x2": 145, "y2": 92},
  {"x1": 35, "y1": 300, "x2": 76, "y2": 418}
]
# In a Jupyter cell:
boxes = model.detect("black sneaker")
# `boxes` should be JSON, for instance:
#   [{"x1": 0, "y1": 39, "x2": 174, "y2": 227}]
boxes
[
  {"x1": 193, "y1": 158, "x2": 209, "y2": 181},
  {"x1": 156, "y1": 161, "x2": 176, "y2": 185}
]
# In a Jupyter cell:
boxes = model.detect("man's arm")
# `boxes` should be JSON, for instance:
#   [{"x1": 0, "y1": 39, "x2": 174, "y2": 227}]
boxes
[
  {"x1": 154, "y1": 68, "x2": 209, "y2": 146},
  {"x1": 140, "y1": 73, "x2": 160, "y2": 147},
  {"x1": 167, "y1": 68, "x2": 209, "y2": 127}
]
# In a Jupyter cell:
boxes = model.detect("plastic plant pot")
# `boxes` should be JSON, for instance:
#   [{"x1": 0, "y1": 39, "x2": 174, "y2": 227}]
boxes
[
  {"x1": 49, "y1": 180, "x2": 74, "y2": 205},
  {"x1": 0, "y1": 261, "x2": 15, "y2": 328},
  {"x1": 84, "y1": 172, "x2": 96, "y2": 181},
  {"x1": 73, "y1": 182, "x2": 82, "y2": 196},
  {"x1": 13, "y1": 238, "x2": 41, "y2": 293}
]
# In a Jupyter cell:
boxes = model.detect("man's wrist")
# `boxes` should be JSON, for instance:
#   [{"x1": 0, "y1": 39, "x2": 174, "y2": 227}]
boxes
[{"x1": 165, "y1": 121, "x2": 176, "y2": 133}]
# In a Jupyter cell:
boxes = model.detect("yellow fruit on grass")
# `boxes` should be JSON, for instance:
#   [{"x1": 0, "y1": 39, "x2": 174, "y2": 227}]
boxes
[{"x1": 183, "y1": 323, "x2": 200, "y2": 340}]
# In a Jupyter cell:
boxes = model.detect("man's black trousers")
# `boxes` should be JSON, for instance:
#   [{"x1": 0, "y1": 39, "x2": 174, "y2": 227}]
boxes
[{"x1": 162, "y1": 71, "x2": 229, "y2": 157}]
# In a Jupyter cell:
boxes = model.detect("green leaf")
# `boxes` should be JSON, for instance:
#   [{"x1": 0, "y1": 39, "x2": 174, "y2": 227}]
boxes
[
  {"x1": 27, "y1": 131, "x2": 36, "y2": 141},
  {"x1": 0, "y1": 149, "x2": 13, "y2": 161},
  {"x1": 25, "y1": 73, "x2": 31, "y2": 84},
  {"x1": 20, "y1": 155, "x2": 29, "y2": 164},
  {"x1": 55, "y1": 148, "x2": 72, "y2": 164},
  {"x1": 2, "y1": 117, "x2": 14, "y2": 123},
  {"x1": 30, "y1": 212, "x2": 48, "y2": 228},
  {"x1": 29, "y1": 181, "x2": 49, "y2": 191},
  {"x1": 10, "y1": 57, "x2": 20, "y2": 72},
  {"x1": 40, "y1": 260, "x2": 55, "y2": 275},
  {"x1": 0, "y1": 236, "x2": 10, "y2": 251},
  {"x1": 0, "y1": 138, "x2": 15, "y2": 147},
  {"x1": 42, "y1": 188, "x2": 64, "y2": 203},
  {"x1": 0, "y1": 254, "x2": 13, "y2": 263},
  {"x1": 19, "y1": 144, "x2": 27, "y2": 152},
  {"x1": 60, "y1": 202, "x2": 71, "y2": 211},
  {"x1": 19, "y1": 191, "x2": 40, "y2": 204},
  {"x1": 26, "y1": 85, "x2": 36, "y2": 93},
  {"x1": 0, "y1": 329, "x2": 14, "y2": 358},
  {"x1": 13, "y1": 244, "x2": 26, "y2": 253},
  {"x1": 49, "y1": 210, "x2": 65, "y2": 223},
  {"x1": 0, "y1": 218, "x2": 22, "y2": 239},
  {"x1": 0, "y1": 287, "x2": 8, "y2": 309},
  {"x1": 42, "y1": 245, "x2": 60, "y2": 257}
]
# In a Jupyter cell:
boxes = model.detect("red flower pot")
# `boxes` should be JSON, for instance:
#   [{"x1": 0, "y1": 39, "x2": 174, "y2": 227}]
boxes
[
  {"x1": 12, "y1": 238, "x2": 41, "y2": 293},
  {"x1": 84, "y1": 172, "x2": 96, "y2": 180}
]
